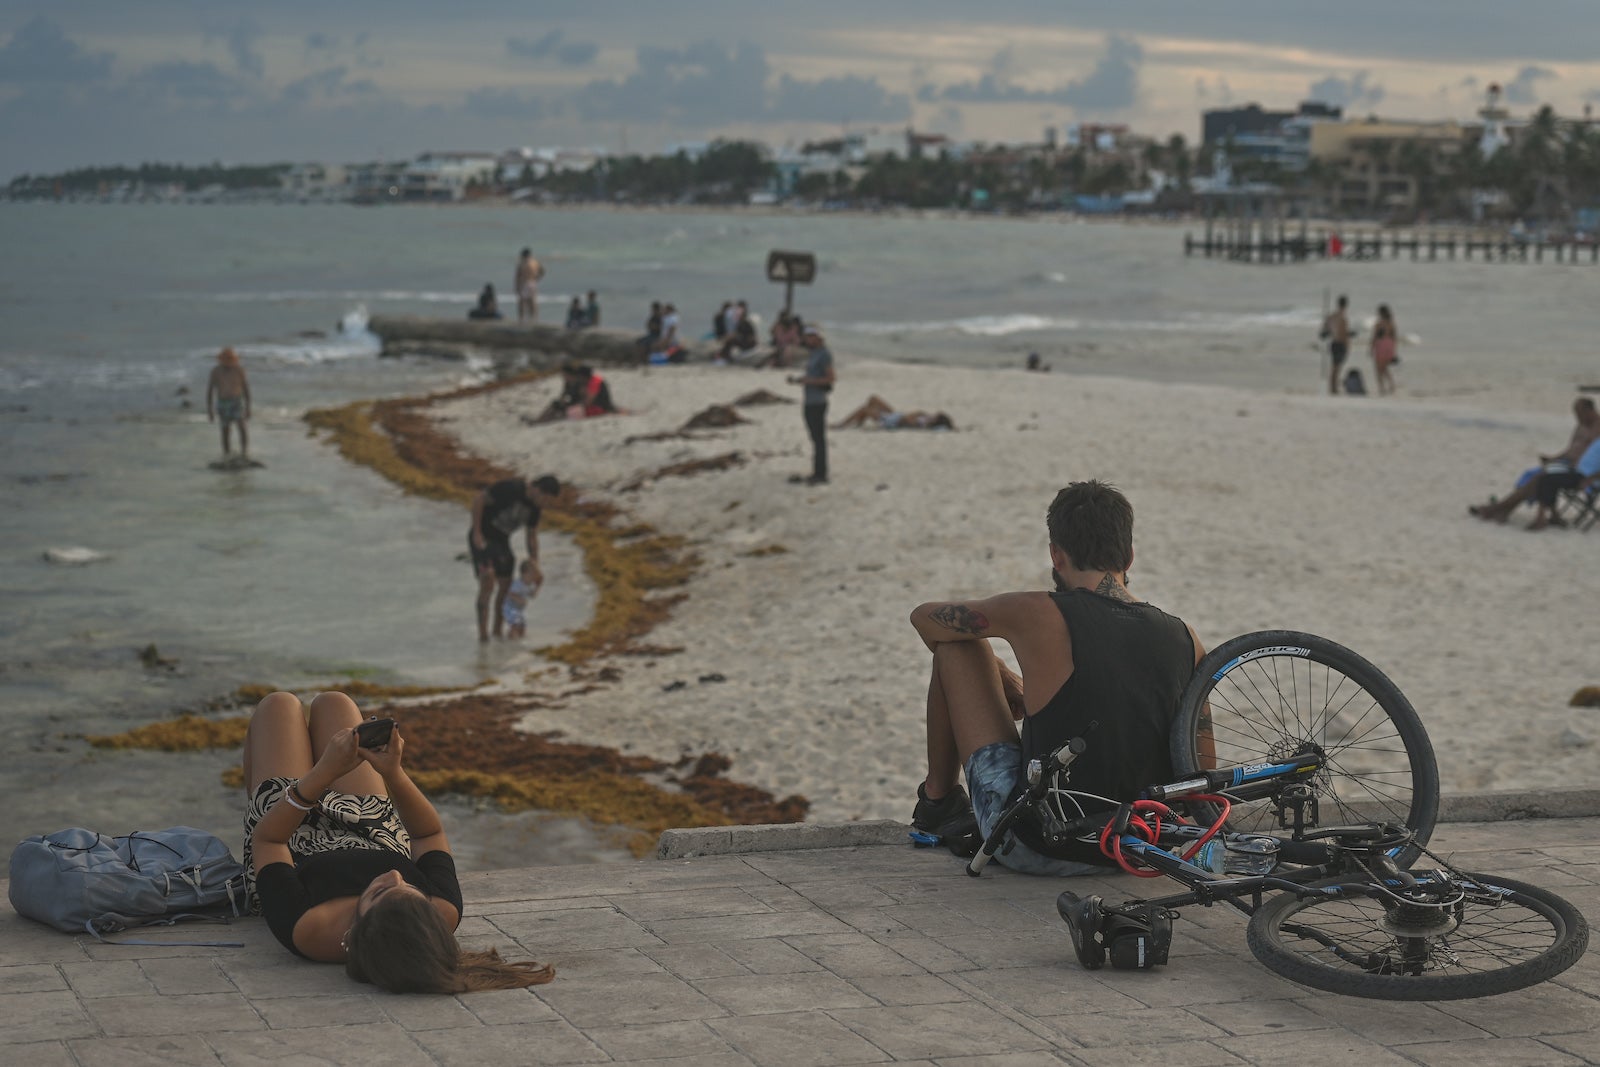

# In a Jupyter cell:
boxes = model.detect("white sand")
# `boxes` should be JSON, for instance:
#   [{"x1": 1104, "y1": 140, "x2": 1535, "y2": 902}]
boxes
[{"x1": 431, "y1": 360, "x2": 1598, "y2": 823}]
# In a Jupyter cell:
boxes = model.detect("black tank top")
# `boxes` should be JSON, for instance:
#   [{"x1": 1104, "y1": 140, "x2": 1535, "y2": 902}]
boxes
[{"x1": 1016, "y1": 590, "x2": 1194, "y2": 862}]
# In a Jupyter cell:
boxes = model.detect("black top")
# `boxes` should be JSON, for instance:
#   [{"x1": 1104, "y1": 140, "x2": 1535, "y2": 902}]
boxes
[
  {"x1": 256, "y1": 849, "x2": 463, "y2": 958},
  {"x1": 480, "y1": 478, "x2": 541, "y2": 540},
  {"x1": 1016, "y1": 590, "x2": 1194, "y2": 865}
]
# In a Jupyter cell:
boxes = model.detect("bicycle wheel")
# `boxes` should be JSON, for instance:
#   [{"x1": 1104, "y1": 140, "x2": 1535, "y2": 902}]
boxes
[
  {"x1": 1169, "y1": 631, "x2": 1439, "y2": 862},
  {"x1": 1247, "y1": 873, "x2": 1589, "y2": 1000}
]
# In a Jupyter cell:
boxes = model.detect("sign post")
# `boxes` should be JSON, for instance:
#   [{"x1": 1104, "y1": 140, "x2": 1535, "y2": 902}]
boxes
[{"x1": 765, "y1": 250, "x2": 816, "y2": 316}]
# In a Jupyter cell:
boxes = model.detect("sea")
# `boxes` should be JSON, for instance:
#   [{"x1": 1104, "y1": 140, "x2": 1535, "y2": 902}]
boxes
[{"x1": 2, "y1": 201, "x2": 1595, "y2": 859}]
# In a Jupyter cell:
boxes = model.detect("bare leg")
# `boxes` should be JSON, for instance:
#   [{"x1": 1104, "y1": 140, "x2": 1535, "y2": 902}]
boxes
[
  {"x1": 238, "y1": 420, "x2": 249, "y2": 457},
  {"x1": 220, "y1": 422, "x2": 233, "y2": 455},
  {"x1": 475, "y1": 567, "x2": 497, "y2": 641},
  {"x1": 491, "y1": 576, "x2": 511, "y2": 638},
  {"x1": 307, "y1": 691, "x2": 386, "y2": 796},
  {"x1": 243, "y1": 692, "x2": 313, "y2": 792},
  {"x1": 922, "y1": 641, "x2": 1019, "y2": 800}
]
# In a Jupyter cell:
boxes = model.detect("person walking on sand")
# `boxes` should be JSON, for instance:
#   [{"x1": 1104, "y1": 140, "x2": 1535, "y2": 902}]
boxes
[
  {"x1": 206, "y1": 347, "x2": 252, "y2": 456},
  {"x1": 908, "y1": 480, "x2": 1205, "y2": 869},
  {"x1": 1371, "y1": 303, "x2": 1399, "y2": 396},
  {"x1": 514, "y1": 248, "x2": 544, "y2": 323},
  {"x1": 1322, "y1": 295, "x2": 1351, "y2": 395},
  {"x1": 787, "y1": 324, "x2": 835, "y2": 485},
  {"x1": 468, "y1": 474, "x2": 561, "y2": 642}
]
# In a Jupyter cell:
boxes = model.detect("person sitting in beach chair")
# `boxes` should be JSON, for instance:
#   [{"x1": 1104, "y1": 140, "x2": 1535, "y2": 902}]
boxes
[
  {"x1": 834, "y1": 395, "x2": 954, "y2": 431},
  {"x1": 1474, "y1": 436, "x2": 1600, "y2": 530},
  {"x1": 908, "y1": 481, "x2": 1205, "y2": 869},
  {"x1": 1469, "y1": 398, "x2": 1599, "y2": 521}
]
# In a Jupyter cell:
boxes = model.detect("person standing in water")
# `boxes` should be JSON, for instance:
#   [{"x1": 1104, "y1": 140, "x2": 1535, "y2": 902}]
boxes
[
  {"x1": 1322, "y1": 295, "x2": 1351, "y2": 396},
  {"x1": 1370, "y1": 304, "x2": 1399, "y2": 396},
  {"x1": 206, "y1": 347, "x2": 252, "y2": 457},
  {"x1": 514, "y1": 248, "x2": 544, "y2": 323}
]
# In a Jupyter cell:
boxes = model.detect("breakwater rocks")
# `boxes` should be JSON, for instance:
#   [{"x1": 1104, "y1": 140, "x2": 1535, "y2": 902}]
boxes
[{"x1": 369, "y1": 315, "x2": 704, "y2": 366}]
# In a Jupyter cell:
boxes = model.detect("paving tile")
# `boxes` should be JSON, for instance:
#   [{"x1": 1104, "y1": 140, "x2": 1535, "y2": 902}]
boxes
[
  {"x1": 1432, "y1": 984, "x2": 1599, "y2": 1037},
  {"x1": 69, "y1": 1034, "x2": 225, "y2": 1067},
  {"x1": 947, "y1": 966, "x2": 1143, "y2": 1016},
  {"x1": 785, "y1": 932, "x2": 927, "y2": 977},
  {"x1": 378, "y1": 992, "x2": 481, "y2": 1030},
  {"x1": 848, "y1": 973, "x2": 967, "y2": 1006},
  {"x1": 490, "y1": 905, "x2": 664, "y2": 953},
  {"x1": 794, "y1": 881, "x2": 903, "y2": 910},
  {"x1": 541, "y1": 946, "x2": 664, "y2": 978},
  {"x1": 411, "y1": 1019, "x2": 608, "y2": 1066},
  {"x1": 465, "y1": 856, "x2": 765, "y2": 903},
  {"x1": 1542, "y1": 1034, "x2": 1600, "y2": 1063},
  {"x1": 1398, "y1": 1036, "x2": 1587, "y2": 1066},
  {"x1": 458, "y1": 986, "x2": 561, "y2": 1025},
  {"x1": 643, "y1": 942, "x2": 750, "y2": 979},
  {"x1": 1086, "y1": 958, "x2": 1307, "y2": 1009},
  {"x1": 536, "y1": 971, "x2": 727, "y2": 1028},
  {"x1": 219, "y1": 958, "x2": 369, "y2": 999},
  {"x1": 0, "y1": 963, "x2": 67, "y2": 994},
  {"x1": 708, "y1": 1009, "x2": 892, "y2": 1066},
  {"x1": 0, "y1": 1040, "x2": 77, "y2": 1067},
  {"x1": 1213, "y1": 1027, "x2": 1416, "y2": 1065},
  {"x1": 206, "y1": 1022, "x2": 436, "y2": 1066},
  {"x1": 745, "y1": 883, "x2": 814, "y2": 911},
  {"x1": 62, "y1": 958, "x2": 157, "y2": 997},
  {"x1": 0, "y1": 915, "x2": 90, "y2": 966},
  {"x1": 585, "y1": 1018, "x2": 739, "y2": 1060},
  {"x1": 612, "y1": 887, "x2": 776, "y2": 922},
  {"x1": 923, "y1": 931, "x2": 1080, "y2": 971},
  {"x1": 646, "y1": 909, "x2": 854, "y2": 944},
  {"x1": 716, "y1": 937, "x2": 827, "y2": 974},
  {"x1": 0, "y1": 989, "x2": 100, "y2": 1044},
  {"x1": 1065, "y1": 1040, "x2": 1241, "y2": 1067},
  {"x1": 1037, "y1": 1006, "x2": 1229, "y2": 1047},
  {"x1": 83, "y1": 992, "x2": 265, "y2": 1037},
  {"x1": 830, "y1": 1000, "x2": 1054, "y2": 1060},
  {"x1": 1184, "y1": 997, "x2": 1337, "y2": 1037},
  {"x1": 932, "y1": 1056, "x2": 1081, "y2": 1067},
  {"x1": 616, "y1": 1055, "x2": 754, "y2": 1067},
  {"x1": 868, "y1": 932, "x2": 978, "y2": 974},
  {"x1": 1295, "y1": 996, "x2": 1490, "y2": 1044},
  {"x1": 139, "y1": 957, "x2": 234, "y2": 995},
  {"x1": 253, "y1": 993, "x2": 390, "y2": 1030},
  {"x1": 830, "y1": 907, "x2": 916, "y2": 936},
  {"x1": 696, "y1": 970, "x2": 878, "y2": 1015}
]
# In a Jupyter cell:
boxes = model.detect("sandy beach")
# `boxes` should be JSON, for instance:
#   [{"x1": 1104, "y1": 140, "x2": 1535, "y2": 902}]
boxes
[{"x1": 427, "y1": 358, "x2": 1598, "y2": 826}]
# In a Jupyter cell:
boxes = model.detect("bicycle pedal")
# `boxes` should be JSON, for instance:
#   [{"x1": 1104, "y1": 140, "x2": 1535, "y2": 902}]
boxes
[{"x1": 908, "y1": 830, "x2": 941, "y2": 848}]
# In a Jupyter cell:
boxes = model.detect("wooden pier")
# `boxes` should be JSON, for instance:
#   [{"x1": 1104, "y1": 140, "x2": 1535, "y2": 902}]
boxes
[{"x1": 1184, "y1": 228, "x2": 1600, "y2": 265}]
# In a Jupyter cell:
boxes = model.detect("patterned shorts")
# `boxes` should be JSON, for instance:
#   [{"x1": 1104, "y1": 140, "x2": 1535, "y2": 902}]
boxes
[{"x1": 240, "y1": 776, "x2": 410, "y2": 913}]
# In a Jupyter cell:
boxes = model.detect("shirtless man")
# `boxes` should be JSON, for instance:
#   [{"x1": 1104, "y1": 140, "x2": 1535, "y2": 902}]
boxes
[
  {"x1": 206, "y1": 347, "x2": 252, "y2": 456},
  {"x1": 909, "y1": 481, "x2": 1204, "y2": 872},
  {"x1": 514, "y1": 248, "x2": 545, "y2": 323},
  {"x1": 1470, "y1": 397, "x2": 1600, "y2": 522},
  {"x1": 1323, "y1": 295, "x2": 1351, "y2": 396},
  {"x1": 468, "y1": 474, "x2": 561, "y2": 641}
]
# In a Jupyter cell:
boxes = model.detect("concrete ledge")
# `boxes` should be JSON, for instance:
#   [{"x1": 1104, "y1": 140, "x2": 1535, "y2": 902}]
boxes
[
  {"x1": 655, "y1": 820, "x2": 905, "y2": 859},
  {"x1": 655, "y1": 789, "x2": 1600, "y2": 859}
]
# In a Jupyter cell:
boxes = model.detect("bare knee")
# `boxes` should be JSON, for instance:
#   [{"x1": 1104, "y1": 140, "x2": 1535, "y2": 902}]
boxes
[
  {"x1": 308, "y1": 690, "x2": 362, "y2": 726},
  {"x1": 253, "y1": 690, "x2": 303, "y2": 721}
]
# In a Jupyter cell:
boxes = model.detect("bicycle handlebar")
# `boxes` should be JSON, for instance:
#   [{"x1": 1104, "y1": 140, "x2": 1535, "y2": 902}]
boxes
[{"x1": 966, "y1": 737, "x2": 1087, "y2": 876}]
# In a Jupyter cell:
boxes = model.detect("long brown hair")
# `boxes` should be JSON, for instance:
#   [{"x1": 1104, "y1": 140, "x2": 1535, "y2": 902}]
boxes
[{"x1": 344, "y1": 895, "x2": 554, "y2": 993}]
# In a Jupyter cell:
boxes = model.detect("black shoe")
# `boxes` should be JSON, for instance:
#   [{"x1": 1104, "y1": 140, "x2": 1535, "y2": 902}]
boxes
[{"x1": 911, "y1": 783, "x2": 980, "y2": 854}]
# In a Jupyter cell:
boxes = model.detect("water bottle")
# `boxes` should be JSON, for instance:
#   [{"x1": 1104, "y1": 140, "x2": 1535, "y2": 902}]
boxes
[
  {"x1": 1194, "y1": 839, "x2": 1229, "y2": 876},
  {"x1": 1195, "y1": 836, "x2": 1279, "y2": 876}
]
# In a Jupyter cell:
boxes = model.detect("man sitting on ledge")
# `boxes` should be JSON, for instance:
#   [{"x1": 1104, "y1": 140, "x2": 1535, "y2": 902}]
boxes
[{"x1": 909, "y1": 480, "x2": 1204, "y2": 871}]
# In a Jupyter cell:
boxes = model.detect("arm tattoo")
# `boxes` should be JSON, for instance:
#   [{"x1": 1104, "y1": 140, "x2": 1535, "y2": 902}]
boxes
[
  {"x1": 1094, "y1": 573, "x2": 1135, "y2": 602},
  {"x1": 929, "y1": 603, "x2": 990, "y2": 634}
]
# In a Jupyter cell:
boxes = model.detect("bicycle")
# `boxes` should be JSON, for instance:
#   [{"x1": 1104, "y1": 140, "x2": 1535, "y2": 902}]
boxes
[{"x1": 962, "y1": 630, "x2": 1590, "y2": 1000}]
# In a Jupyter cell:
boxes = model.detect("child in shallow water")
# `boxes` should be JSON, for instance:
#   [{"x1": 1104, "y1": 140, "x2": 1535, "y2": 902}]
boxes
[{"x1": 502, "y1": 559, "x2": 538, "y2": 639}]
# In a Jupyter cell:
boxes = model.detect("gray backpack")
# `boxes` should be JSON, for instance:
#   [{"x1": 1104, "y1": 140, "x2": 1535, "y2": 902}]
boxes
[{"x1": 8, "y1": 826, "x2": 248, "y2": 945}]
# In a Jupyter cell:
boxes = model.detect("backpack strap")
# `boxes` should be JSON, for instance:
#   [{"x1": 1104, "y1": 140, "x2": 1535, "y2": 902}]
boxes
[{"x1": 84, "y1": 914, "x2": 244, "y2": 948}]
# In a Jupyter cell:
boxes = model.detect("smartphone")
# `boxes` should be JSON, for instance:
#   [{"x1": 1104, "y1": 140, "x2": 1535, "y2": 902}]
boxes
[{"x1": 354, "y1": 717, "x2": 397, "y2": 749}]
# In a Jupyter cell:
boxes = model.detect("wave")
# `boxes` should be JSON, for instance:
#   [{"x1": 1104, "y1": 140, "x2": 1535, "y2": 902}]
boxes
[
  {"x1": 234, "y1": 304, "x2": 380, "y2": 365},
  {"x1": 848, "y1": 313, "x2": 1079, "y2": 337},
  {"x1": 42, "y1": 546, "x2": 109, "y2": 565},
  {"x1": 843, "y1": 306, "x2": 1323, "y2": 339}
]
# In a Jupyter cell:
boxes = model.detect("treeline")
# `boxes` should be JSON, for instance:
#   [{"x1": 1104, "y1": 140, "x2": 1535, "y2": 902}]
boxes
[
  {"x1": 8, "y1": 162, "x2": 292, "y2": 195},
  {"x1": 533, "y1": 140, "x2": 774, "y2": 204}
]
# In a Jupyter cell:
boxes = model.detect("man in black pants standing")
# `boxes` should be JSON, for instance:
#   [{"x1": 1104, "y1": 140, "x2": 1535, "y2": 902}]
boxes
[
  {"x1": 788, "y1": 325, "x2": 835, "y2": 485},
  {"x1": 467, "y1": 474, "x2": 561, "y2": 641}
]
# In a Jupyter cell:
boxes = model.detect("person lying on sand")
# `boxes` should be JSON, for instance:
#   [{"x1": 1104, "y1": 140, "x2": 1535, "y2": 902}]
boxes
[
  {"x1": 834, "y1": 394, "x2": 954, "y2": 431},
  {"x1": 908, "y1": 480, "x2": 1205, "y2": 870}
]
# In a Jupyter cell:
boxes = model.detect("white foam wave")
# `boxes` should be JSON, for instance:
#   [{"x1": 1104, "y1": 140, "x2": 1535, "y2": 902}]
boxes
[
  {"x1": 849, "y1": 314, "x2": 1078, "y2": 337},
  {"x1": 42, "y1": 546, "x2": 109, "y2": 565},
  {"x1": 845, "y1": 306, "x2": 1322, "y2": 339},
  {"x1": 236, "y1": 305, "x2": 380, "y2": 366}
]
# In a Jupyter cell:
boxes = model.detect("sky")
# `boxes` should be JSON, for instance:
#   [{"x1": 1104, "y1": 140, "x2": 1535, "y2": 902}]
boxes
[{"x1": 4, "y1": 1, "x2": 1600, "y2": 179}]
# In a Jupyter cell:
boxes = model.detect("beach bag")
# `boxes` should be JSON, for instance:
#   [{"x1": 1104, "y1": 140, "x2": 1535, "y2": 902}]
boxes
[{"x1": 8, "y1": 826, "x2": 247, "y2": 945}]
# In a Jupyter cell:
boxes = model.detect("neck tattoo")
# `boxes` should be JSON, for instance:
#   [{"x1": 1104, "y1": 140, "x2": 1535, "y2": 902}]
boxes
[{"x1": 1094, "y1": 572, "x2": 1135, "y2": 602}]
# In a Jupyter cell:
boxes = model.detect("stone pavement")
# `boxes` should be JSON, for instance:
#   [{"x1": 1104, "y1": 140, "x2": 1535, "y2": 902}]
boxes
[{"x1": 2, "y1": 817, "x2": 1596, "y2": 1067}]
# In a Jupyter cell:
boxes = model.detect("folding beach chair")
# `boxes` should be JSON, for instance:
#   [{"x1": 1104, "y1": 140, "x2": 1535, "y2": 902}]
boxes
[{"x1": 1555, "y1": 482, "x2": 1599, "y2": 532}]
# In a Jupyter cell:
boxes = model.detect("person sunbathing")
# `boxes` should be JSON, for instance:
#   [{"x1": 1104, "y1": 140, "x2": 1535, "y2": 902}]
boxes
[{"x1": 834, "y1": 395, "x2": 954, "y2": 431}]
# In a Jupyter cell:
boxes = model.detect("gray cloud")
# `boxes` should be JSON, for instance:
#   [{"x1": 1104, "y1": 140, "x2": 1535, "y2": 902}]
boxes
[
  {"x1": 0, "y1": 16, "x2": 114, "y2": 84},
  {"x1": 920, "y1": 35, "x2": 1142, "y2": 111},
  {"x1": 1503, "y1": 64, "x2": 1556, "y2": 105},
  {"x1": 204, "y1": 19, "x2": 264, "y2": 78},
  {"x1": 464, "y1": 87, "x2": 549, "y2": 120},
  {"x1": 281, "y1": 65, "x2": 376, "y2": 103},
  {"x1": 1307, "y1": 71, "x2": 1385, "y2": 110},
  {"x1": 128, "y1": 60, "x2": 249, "y2": 104},
  {"x1": 770, "y1": 72, "x2": 911, "y2": 122},
  {"x1": 507, "y1": 30, "x2": 598, "y2": 67},
  {"x1": 305, "y1": 32, "x2": 338, "y2": 52}
]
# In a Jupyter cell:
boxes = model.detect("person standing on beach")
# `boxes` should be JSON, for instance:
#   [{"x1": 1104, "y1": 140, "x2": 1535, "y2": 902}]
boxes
[
  {"x1": 206, "y1": 347, "x2": 252, "y2": 457},
  {"x1": 1371, "y1": 303, "x2": 1399, "y2": 396},
  {"x1": 908, "y1": 481, "x2": 1204, "y2": 870},
  {"x1": 788, "y1": 325, "x2": 835, "y2": 485},
  {"x1": 468, "y1": 474, "x2": 561, "y2": 642},
  {"x1": 1322, "y1": 295, "x2": 1351, "y2": 396},
  {"x1": 514, "y1": 249, "x2": 544, "y2": 323}
]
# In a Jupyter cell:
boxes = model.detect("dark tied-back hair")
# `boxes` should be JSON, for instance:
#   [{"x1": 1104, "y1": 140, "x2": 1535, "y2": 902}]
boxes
[
  {"x1": 1047, "y1": 480, "x2": 1134, "y2": 574},
  {"x1": 344, "y1": 894, "x2": 554, "y2": 994},
  {"x1": 532, "y1": 474, "x2": 561, "y2": 498}
]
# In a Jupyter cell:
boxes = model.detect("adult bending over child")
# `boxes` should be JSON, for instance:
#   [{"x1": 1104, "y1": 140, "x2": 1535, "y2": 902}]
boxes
[
  {"x1": 242, "y1": 690, "x2": 553, "y2": 991},
  {"x1": 909, "y1": 481, "x2": 1204, "y2": 872}
]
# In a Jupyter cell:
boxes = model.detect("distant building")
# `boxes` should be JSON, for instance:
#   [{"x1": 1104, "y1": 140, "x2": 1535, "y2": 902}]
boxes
[
  {"x1": 1308, "y1": 117, "x2": 1469, "y2": 214},
  {"x1": 1203, "y1": 102, "x2": 1343, "y2": 172}
]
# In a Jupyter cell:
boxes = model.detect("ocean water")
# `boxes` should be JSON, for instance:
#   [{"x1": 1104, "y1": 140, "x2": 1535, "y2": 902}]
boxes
[{"x1": 1, "y1": 201, "x2": 1595, "y2": 854}]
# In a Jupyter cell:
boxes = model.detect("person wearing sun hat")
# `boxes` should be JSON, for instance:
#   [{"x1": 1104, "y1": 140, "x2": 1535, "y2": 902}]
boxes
[
  {"x1": 206, "y1": 347, "x2": 252, "y2": 457},
  {"x1": 787, "y1": 324, "x2": 835, "y2": 485}
]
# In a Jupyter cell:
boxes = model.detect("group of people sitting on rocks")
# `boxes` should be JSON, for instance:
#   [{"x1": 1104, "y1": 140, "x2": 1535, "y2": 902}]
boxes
[
  {"x1": 469, "y1": 286, "x2": 599, "y2": 330},
  {"x1": 1468, "y1": 396, "x2": 1600, "y2": 530}
]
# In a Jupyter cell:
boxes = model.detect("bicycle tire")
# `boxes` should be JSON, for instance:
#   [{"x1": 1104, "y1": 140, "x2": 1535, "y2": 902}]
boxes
[
  {"x1": 1169, "y1": 630, "x2": 1439, "y2": 864},
  {"x1": 1247, "y1": 872, "x2": 1589, "y2": 1000}
]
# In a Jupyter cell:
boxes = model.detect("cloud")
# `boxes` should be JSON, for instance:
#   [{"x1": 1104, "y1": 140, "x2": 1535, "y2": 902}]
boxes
[
  {"x1": 770, "y1": 72, "x2": 911, "y2": 122},
  {"x1": 919, "y1": 35, "x2": 1142, "y2": 112},
  {"x1": 464, "y1": 87, "x2": 550, "y2": 120},
  {"x1": 281, "y1": 66, "x2": 376, "y2": 104},
  {"x1": 127, "y1": 60, "x2": 249, "y2": 104},
  {"x1": 204, "y1": 19, "x2": 264, "y2": 79},
  {"x1": 1307, "y1": 71, "x2": 1385, "y2": 110},
  {"x1": 305, "y1": 32, "x2": 338, "y2": 53},
  {"x1": 507, "y1": 30, "x2": 598, "y2": 67},
  {"x1": 1195, "y1": 76, "x2": 1235, "y2": 106},
  {"x1": 0, "y1": 16, "x2": 114, "y2": 84},
  {"x1": 1502, "y1": 64, "x2": 1556, "y2": 105}
]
